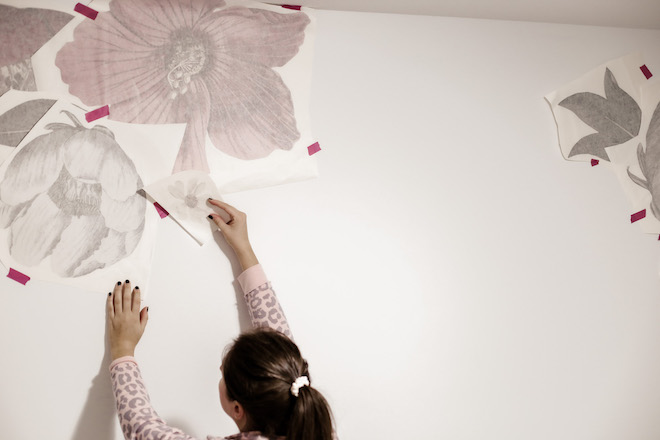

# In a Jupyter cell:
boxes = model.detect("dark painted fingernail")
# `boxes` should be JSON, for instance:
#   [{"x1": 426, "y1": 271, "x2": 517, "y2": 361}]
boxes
[
  {"x1": 135, "y1": 286, "x2": 139, "y2": 290},
  {"x1": 208, "y1": 215, "x2": 213, "y2": 219},
  {"x1": 147, "y1": 307, "x2": 149, "y2": 312},
  {"x1": 207, "y1": 197, "x2": 212, "y2": 201},
  {"x1": 125, "y1": 279, "x2": 130, "y2": 283},
  {"x1": 108, "y1": 292, "x2": 111, "y2": 296},
  {"x1": 117, "y1": 281, "x2": 121, "y2": 286}
]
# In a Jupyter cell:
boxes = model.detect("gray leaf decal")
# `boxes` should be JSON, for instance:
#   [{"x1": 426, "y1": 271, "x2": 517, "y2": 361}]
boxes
[
  {"x1": 0, "y1": 99, "x2": 56, "y2": 146},
  {"x1": 559, "y1": 68, "x2": 641, "y2": 161},
  {"x1": 642, "y1": 101, "x2": 660, "y2": 181},
  {"x1": 629, "y1": 101, "x2": 660, "y2": 220}
]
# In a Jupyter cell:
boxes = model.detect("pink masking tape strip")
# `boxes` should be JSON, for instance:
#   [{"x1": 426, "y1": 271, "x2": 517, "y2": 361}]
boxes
[
  {"x1": 85, "y1": 105, "x2": 109, "y2": 122},
  {"x1": 7, "y1": 268, "x2": 30, "y2": 285},
  {"x1": 154, "y1": 202, "x2": 169, "y2": 219},
  {"x1": 307, "y1": 142, "x2": 321, "y2": 156},
  {"x1": 281, "y1": 5, "x2": 302, "y2": 10},
  {"x1": 74, "y1": 3, "x2": 99, "y2": 20},
  {"x1": 640, "y1": 65, "x2": 653, "y2": 79},
  {"x1": 591, "y1": 159, "x2": 599, "y2": 166},
  {"x1": 631, "y1": 209, "x2": 646, "y2": 223}
]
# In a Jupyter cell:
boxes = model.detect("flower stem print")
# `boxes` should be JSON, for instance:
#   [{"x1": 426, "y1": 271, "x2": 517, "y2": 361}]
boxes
[
  {"x1": 0, "y1": 5, "x2": 72, "y2": 96},
  {"x1": 559, "y1": 68, "x2": 641, "y2": 161},
  {"x1": 0, "y1": 111, "x2": 145, "y2": 277},
  {"x1": 628, "y1": 100, "x2": 660, "y2": 220},
  {"x1": 55, "y1": 0, "x2": 310, "y2": 173}
]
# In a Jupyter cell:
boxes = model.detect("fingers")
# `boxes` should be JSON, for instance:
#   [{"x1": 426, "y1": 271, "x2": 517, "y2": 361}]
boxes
[
  {"x1": 207, "y1": 198, "x2": 239, "y2": 218},
  {"x1": 106, "y1": 290, "x2": 114, "y2": 319},
  {"x1": 111, "y1": 280, "x2": 138, "y2": 314},
  {"x1": 113, "y1": 280, "x2": 123, "y2": 313},
  {"x1": 131, "y1": 285, "x2": 141, "y2": 313},
  {"x1": 140, "y1": 306, "x2": 149, "y2": 332},
  {"x1": 208, "y1": 212, "x2": 228, "y2": 231},
  {"x1": 122, "y1": 280, "x2": 132, "y2": 313}
]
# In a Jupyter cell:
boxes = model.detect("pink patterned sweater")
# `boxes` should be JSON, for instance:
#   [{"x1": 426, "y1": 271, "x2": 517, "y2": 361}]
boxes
[{"x1": 110, "y1": 264, "x2": 291, "y2": 440}]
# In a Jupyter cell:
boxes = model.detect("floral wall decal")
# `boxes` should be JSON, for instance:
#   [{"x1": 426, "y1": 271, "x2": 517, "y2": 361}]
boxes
[
  {"x1": 547, "y1": 53, "x2": 660, "y2": 235},
  {"x1": 0, "y1": 4, "x2": 72, "y2": 96},
  {"x1": 0, "y1": 109, "x2": 146, "y2": 277},
  {"x1": 55, "y1": 0, "x2": 311, "y2": 174},
  {"x1": 144, "y1": 170, "x2": 225, "y2": 245},
  {"x1": 627, "y1": 101, "x2": 660, "y2": 219}
]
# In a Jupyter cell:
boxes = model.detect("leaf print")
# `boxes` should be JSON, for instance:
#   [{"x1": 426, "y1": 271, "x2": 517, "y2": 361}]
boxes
[
  {"x1": 642, "y1": 100, "x2": 660, "y2": 180},
  {"x1": 0, "y1": 5, "x2": 73, "y2": 96},
  {"x1": 559, "y1": 68, "x2": 641, "y2": 160},
  {"x1": 628, "y1": 101, "x2": 660, "y2": 220},
  {"x1": 0, "y1": 99, "x2": 56, "y2": 146}
]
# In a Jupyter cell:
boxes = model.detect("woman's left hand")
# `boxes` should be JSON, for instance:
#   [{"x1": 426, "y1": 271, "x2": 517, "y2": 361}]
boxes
[{"x1": 106, "y1": 280, "x2": 149, "y2": 360}]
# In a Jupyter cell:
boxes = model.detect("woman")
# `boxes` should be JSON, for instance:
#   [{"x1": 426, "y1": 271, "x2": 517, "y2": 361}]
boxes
[{"x1": 106, "y1": 199, "x2": 334, "y2": 440}]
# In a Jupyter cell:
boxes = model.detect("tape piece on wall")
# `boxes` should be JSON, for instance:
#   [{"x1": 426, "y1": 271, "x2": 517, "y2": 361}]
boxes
[
  {"x1": 640, "y1": 65, "x2": 653, "y2": 79},
  {"x1": 74, "y1": 3, "x2": 99, "y2": 20},
  {"x1": 85, "y1": 105, "x2": 109, "y2": 122},
  {"x1": 154, "y1": 202, "x2": 169, "y2": 219},
  {"x1": 307, "y1": 142, "x2": 321, "y2": 156},
  {"x1": 7, "y1": 268, "x2": 30, "y2": 285},
  {"x1": 591, "y1": 159, "x2": 599, "y2": 166},
  {"x1": 631, "y1": 209, "x2": 646, "y2": 223}
]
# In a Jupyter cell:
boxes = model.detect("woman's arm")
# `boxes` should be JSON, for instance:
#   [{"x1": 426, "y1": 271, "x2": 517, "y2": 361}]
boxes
[
  {"x1": 107, "y1": 282, "x2": 198, "y2": 440},
  {"x1": 208, "y1": 200, "x2": 292, "y2": 338}
]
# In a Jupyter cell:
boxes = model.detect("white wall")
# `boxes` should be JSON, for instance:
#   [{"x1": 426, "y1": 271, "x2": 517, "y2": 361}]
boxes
[
  {"x1": 2, "y1": 10, "x2": 660, "y2": 440},
  {"x1": 300, "y1": 0, "x2": 660, "y2": 30}
]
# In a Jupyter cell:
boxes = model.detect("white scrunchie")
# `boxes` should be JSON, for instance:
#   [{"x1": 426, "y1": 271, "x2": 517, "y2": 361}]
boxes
[{"x1": 290, "y1": 376, "x2": 310, "y2": 397}]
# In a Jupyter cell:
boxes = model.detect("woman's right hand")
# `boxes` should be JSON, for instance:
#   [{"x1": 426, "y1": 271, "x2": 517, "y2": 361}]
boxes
[{"x1": 207, "y1": 199, "x2": 259, "y2": 270}]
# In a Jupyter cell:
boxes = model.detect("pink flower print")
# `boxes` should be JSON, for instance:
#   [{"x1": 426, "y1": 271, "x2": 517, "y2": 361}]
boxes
[{"x1": 55, "y1": 0, "x2": 310, "y2": 173}]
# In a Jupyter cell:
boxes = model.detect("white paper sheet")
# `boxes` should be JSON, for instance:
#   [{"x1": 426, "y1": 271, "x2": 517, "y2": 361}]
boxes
[
  {"x1": 144, "y1": 171, "x2": 227, "y2": 245},
  {"x1": 32, "y1": 0, "x2": 319, "y2": 194},
  {"x1": 0, "y1": 99, "x2": 185, "y2": 293}
]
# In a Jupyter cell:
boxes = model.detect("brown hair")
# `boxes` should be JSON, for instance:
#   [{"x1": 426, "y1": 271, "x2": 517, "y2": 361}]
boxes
[{"x1": 222, "y1": 328, "x2": 334, "y2": 440}]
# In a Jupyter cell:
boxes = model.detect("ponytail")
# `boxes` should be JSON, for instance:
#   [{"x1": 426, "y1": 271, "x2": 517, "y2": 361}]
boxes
[
  {"x1": 289, "y1": 383, "x2": 334, "y2": 440},
  {"x1": 222, "y1": 328, "x2": 334, "y2": 440}
]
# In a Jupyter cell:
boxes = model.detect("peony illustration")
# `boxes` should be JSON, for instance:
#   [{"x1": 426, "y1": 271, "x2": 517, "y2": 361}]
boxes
[
  {"x1": 55, "y1": 0, "x2": 310, "y2": 173},
  {"x1": 0, "y1": 111, "x2": 145, "y2": 277}
]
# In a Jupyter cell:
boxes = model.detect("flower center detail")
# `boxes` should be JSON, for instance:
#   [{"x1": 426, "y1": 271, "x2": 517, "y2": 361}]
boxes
[
  {"x1": 48, "y1": 166, "x2": 102, "y2": 216},
  {"x1": 163, "y1": 30, "x2": 209, "y2": 99},
  {"x1": 184, "y1": 194, "x2": 198, "y2": 208}
]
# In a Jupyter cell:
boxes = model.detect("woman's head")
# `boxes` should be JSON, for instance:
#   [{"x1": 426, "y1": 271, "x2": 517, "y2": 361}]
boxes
[{"x1": 220, "y1": 328, "x2": 334, "y2": 440}]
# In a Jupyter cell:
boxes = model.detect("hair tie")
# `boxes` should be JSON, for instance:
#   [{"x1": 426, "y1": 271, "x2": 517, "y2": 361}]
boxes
[{"x1": 290, "y1": 376, "x2": 309, "y2": 397}]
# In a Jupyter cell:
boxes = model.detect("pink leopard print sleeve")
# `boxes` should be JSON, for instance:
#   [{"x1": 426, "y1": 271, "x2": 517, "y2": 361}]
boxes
[
  {"x1": 110, "y1": 357, "x2": 201, "y2": 440},
  {"x1": 237, "y1": 264, "x2": 291, "y2": 338}
]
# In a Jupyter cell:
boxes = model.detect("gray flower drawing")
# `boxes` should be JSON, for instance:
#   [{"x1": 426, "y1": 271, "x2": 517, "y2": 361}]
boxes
[
  {"x1": 0, "y1": 110, "x2": 145, "y2": 277},
  {"x1": 627, "y1": 101, "x2": 660, "y2": 219},
  {"x1": 167, "y1": 178, "x2": 211, "y2": 220},
  {"x1": 559, "y1": 68, "x2": 641, "y2": 161}
]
